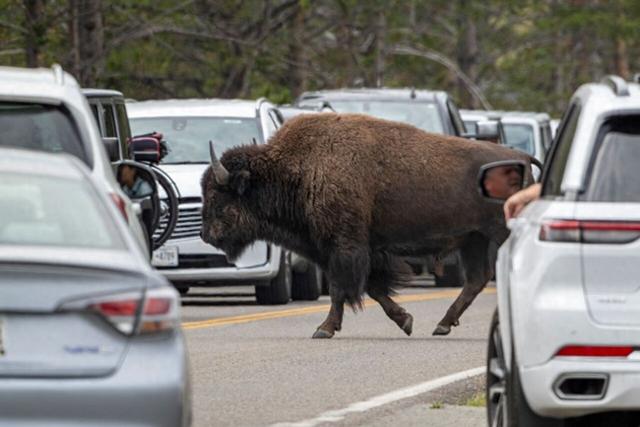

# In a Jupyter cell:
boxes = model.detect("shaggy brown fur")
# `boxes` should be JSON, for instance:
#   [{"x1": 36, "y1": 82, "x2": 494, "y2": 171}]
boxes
[{"x1": 201, "y1": 113, "x2": 532, "y2": 338}]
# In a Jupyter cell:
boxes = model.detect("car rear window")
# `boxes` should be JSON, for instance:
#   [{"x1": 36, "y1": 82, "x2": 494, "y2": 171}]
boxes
[
  {"x1": 0, "y1": 172, "x2": 125, "y2": 249},
  {"x1": 503, "y1": 123, "x2": 535, "y2": 156},
  {"x1": 0, "y1": 102, "x2": 87, "y2": 163},
  {"x1": 584, "y1": 128, "x2": 640, "y2": 203},
  {"x1": 130, "y1": 116, "x2": 262, "y2": 165},
  {"x1": 319, "y1": 100, "x2": 445, "y2": 134}
]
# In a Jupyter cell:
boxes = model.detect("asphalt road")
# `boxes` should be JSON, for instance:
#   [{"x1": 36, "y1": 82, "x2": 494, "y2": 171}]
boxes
[{"x1": 180, "y1": 279, "x2": 495, "y2": 427}]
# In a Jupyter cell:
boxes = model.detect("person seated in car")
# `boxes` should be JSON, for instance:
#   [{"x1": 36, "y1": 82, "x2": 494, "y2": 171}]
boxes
[{"x1": 118, "y1": 164, "x2": 152, "y2": 199}]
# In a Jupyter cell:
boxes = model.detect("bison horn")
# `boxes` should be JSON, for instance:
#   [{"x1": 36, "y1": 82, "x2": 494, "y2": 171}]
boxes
[{"x1": 209, "y1": 141, "x2": 229, "y2": 185}]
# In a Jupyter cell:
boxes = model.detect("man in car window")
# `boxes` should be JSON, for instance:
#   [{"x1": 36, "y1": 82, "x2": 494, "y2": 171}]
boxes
[{"x1": 118, "y1": 165, "x2": 152, "y2": 199}]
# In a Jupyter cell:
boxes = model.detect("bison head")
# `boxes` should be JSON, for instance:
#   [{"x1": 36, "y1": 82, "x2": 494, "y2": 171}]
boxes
[{"x1": 200, "y1": 141, "x2": 258, "y2": 261}]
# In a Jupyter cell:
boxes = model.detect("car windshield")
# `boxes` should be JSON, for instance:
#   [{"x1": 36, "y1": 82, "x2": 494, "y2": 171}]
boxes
[
  {"x1": 323, "y1": 100, "x2": 445, "y2": 134},
  {"x1": 0, "y1": 102, "x2": 87, "y2": 163},
  {"x1": 503, "y1": 123, "x2": 535, "y2": 155},
  {"x1": 0, "y1": 172, "x2": 124, "y2": 249},
  {"x1": 130, "y1": 116, "x2": 262, "y2": 164}
]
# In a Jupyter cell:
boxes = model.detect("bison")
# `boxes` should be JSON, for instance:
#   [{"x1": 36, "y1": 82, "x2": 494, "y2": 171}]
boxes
[{"x1": 201, "y1": 113, "x2": 532, "y2": 338}]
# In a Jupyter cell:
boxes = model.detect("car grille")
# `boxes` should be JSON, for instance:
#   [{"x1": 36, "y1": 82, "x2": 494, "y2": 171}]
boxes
[{"x1": 154, "y1": 201, "x2": 202, "y2": 241}]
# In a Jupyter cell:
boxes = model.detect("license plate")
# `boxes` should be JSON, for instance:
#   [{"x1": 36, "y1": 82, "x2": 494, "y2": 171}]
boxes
[{"x1": 152, "y1": 246, "x2": 179, "y2": 267}]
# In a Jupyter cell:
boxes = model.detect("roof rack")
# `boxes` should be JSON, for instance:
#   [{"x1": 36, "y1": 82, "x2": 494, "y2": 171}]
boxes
[
  {"x1": 600, "y1": 75, "x2": 629, "y2": 96},
  {"x1": 51, "y1": 63, "x2": 64, "y2": 86}
]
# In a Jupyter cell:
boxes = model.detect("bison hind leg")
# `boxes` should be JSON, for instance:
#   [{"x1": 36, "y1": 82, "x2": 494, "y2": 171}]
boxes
[{"x1": 367, "y1": 252, "x2": 414, "y2": 336}]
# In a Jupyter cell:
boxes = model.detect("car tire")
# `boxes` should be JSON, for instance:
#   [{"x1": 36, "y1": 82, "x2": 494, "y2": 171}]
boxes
[
  {"x1": 292, "y1": 264, "x2": 322, "y2": 301},
  {"x1": 434, "y1": 253, "x2": 464, "y2": 287},
  {"x1": 487, "y1": 309, "x2": 562, "y2": 427},
  {"x1": 256, "y1": 252, "x2": 291, "y2": 305}
]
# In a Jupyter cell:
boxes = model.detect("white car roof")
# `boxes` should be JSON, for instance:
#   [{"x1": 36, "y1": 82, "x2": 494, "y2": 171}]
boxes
[{"x1": 126, "y1": 98, "x2": 261, "y2": 119}]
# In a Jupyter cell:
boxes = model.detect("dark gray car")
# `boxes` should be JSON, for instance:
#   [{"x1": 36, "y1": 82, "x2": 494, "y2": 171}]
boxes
[{"x1": 0, "y1": 148, "x2": 190, "y2": 426}]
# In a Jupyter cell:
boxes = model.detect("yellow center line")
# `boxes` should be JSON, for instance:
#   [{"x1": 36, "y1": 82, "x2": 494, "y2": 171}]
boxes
[{"x1": 181, "y1": 287, "x2": 496, "y2": 331}]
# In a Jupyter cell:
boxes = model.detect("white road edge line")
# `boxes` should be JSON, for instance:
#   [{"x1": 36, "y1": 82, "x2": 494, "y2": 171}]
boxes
[{"x1": 270, "y1": 366, "x2": 485, "y2": 427}]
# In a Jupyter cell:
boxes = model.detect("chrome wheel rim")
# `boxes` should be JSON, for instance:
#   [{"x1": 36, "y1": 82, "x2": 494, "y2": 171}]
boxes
[{"x1": 488, "y1": 320, "x2": 508, "y2": 427}]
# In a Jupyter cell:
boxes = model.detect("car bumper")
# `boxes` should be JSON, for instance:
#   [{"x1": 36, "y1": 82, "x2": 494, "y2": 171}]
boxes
[
  {"x1": 521, "y1": 358, "x2": 640, "y2": 418},
  {"x1": 0, "y1": 331, "x2": 190, "y2": 427},
  {"x1": 156, "y1": 237, "x2": 281, "y2": 284}
]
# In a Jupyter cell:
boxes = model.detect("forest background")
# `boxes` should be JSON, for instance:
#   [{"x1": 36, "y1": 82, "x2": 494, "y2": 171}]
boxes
[{"x1": 2, "y1": 0, "x2": 639, "y2": 116}]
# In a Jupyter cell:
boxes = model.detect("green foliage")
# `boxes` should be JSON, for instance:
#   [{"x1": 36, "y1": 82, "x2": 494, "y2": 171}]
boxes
[{"x1": 1, "y1": 0, "x2": 639, "y2": 116}]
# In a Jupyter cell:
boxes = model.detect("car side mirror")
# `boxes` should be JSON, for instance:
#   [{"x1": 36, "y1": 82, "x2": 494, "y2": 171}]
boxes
[
  {"x1": 475, "y1": 120, "x2": 500, "y2": 142},
  {"x1": 463, "y1": 120, "x2": 501, "y2": 143},
  {"x1": 102, "y1": 137, "x2": 120, "y2": 162},
  {"x1": 478, "y1": 160, "x2": 526, "y2": 202},
  {"x1": 129, "y1": 135, "x2": 162, "y2": 163}
]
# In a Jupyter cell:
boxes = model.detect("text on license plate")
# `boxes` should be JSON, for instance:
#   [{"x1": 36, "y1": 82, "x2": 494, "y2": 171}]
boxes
[{"x1": 152, "y1": 246, "x2": 179, "y2": 267}]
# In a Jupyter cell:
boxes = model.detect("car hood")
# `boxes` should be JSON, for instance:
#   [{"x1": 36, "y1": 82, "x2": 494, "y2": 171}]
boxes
[{"x1": 159, "y1": 164, "x2": 209, "y2": 199}]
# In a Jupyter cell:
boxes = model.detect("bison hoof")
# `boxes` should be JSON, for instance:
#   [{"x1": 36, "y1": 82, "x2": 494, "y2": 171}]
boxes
[
  {"x1": 401, "y1": 314, "x2": 413, "y2": 336},
  {"x1": 312, "y1": 328, "x2": 335, "y2": 339},
  {"x1": 432, "y1": 324, "x2": 451, "y2": 336}
]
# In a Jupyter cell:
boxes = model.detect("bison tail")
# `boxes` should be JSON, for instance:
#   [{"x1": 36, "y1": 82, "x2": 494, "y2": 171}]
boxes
[{"x1": 328, "y1": 246, "x2": 370, "y2": 312}]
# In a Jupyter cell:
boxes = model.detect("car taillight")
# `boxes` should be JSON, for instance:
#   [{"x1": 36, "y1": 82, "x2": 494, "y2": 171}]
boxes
[
  {"x1": 109, "y1": 192, "x2": 129, "y2": 222},
  {"x1": 61, "y1": 288, "x2": 179, "y2": 335},
  {"x1": 557, "y1": 345, "x2": 634, "y2": 358},
  {"x1": 539, "y1": 220, "x2": 640, "y2": 244}
]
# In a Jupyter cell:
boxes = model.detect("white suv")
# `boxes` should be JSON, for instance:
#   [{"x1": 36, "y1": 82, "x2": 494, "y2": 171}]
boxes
[
  {"x1": 0, "y1": 65, "x2": 148, "y2": 255},
  {"x1": 127, "y1": 98, "x2": 305, "y2": 303},
  {"x1": 484, "y1": 75, "x2": 640, "y2": 426}
]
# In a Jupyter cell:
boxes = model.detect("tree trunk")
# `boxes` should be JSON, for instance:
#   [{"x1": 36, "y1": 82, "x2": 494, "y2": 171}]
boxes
[
  {"x1": 614, "y1": 37, "x2": 630, "y2": 80},
  {"x1": 374, "y1": 8, "x2": 386, "y2": 88},
  {"x1": 287, "y1": 3, "x2": 306, "y2": 98},
  {"x1": 24, "y1": 0, "x2": 45, "y2": 67},
  {"x1": 455, "y1": 0, "x2": 478, "y2": 107},
  {"x1": 69, "y1": 0, "x2": 104, "y2": 86}
]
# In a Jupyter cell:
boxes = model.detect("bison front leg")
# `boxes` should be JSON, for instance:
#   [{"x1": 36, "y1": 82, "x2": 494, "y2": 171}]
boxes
[
  {"x1": 312, "y1": 245, "x2": 370, "y2": 339},
  {"x1": 312, "y1": 286, "x2": 345, "y2": 339},
  {"x1": 433, "y1": 233, "x2": 495, "y2": 336}
]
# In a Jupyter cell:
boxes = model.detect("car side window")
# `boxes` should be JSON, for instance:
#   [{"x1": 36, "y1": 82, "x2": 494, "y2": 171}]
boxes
[
  {"x1": 115, "y1": 102, "x2": 132, "y2": 159},
  {"x1": 103, "y1": 103, "x2": 118, "y2": 138},
  {"x1": 541, "y1": 103, "x2": 581, "y2": 197}
]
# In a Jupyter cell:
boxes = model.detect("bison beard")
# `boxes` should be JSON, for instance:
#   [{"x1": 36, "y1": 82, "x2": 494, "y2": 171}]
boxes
[{"x1": 201, "y1": 113, "x2": 533, "y2": 339}]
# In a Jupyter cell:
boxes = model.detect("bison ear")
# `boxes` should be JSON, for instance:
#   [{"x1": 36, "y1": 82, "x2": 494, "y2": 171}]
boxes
[{"x1": 230, "y1": 170, "x2": 251, "y2": 195}]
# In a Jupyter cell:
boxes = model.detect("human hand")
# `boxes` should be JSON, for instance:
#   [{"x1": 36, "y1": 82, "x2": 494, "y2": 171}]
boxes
[{"x1": 503, "y1": 183, "x2": 542, "y2": 220}]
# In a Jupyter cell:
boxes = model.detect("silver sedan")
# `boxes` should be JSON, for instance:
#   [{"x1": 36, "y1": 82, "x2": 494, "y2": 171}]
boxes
[{"x1": 0, "y1": 148, "x2": 190, "y2": 426}]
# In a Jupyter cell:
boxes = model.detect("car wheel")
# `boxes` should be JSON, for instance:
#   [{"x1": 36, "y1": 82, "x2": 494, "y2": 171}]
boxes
[
  {"x1": 292, "y1": 264, "x2": 322, "y2": 301},
  {"x1": 434, "y1": 253, "x2": 464, "y2": 287},
  {"x1": 487, "y1": 309, "x2": 508, "y2": 427},
  {"x1": 487, "y1": 309, "x2": 562, "y2": 427},
  {"x1": 255, "y1": 252, "x2": 291, "y2": 305}
]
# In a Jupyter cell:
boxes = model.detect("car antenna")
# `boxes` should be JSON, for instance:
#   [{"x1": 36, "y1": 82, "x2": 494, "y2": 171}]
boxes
[
  {"x1": 252, "y1": 138, "x2": 258, "y2": 145},
  {"x1": 410, "y1": 87, "x2": 416, "y2": 99}
]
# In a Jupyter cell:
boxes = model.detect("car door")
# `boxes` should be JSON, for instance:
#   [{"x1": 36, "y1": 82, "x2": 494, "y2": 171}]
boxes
[
  {"x1": 499, "y1": 102, "x2": 582, "y2": 368},
  {"x1": 574, "y1": 115, "x2": 640, "y2": 326}
]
